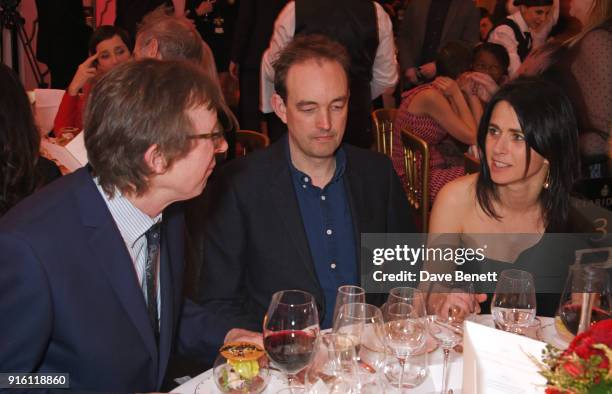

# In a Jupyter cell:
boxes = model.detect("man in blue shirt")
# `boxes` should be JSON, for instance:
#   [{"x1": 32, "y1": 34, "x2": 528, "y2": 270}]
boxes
[{"x1": 197, "y1": 34, "x2": 415, "y2": 338}]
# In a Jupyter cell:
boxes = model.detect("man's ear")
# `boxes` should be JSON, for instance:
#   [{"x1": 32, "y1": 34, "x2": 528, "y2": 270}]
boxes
[
  {"x1": 145, "y1": 38, "x2": 161, "y2": 59},
  {"x1": 144, "y1": 144, "x2": 167, "y2": 174},
  {"x1": 270, "y1": 93, "x2": 288, "y2": 125}
]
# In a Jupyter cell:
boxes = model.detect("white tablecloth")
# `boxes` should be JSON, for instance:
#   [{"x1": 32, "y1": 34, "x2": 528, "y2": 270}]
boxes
[{"x1": 173, "y1": 315, "x2": 564, "y2": 394}]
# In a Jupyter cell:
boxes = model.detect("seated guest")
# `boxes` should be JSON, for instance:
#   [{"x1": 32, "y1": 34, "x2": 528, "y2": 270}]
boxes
[
  {"x1": 53, "y1": 25, "x2": 132, "y2": 137},
  {"x1": 428, "y1": 77, "x2": 580, "y2": 317},
  {"x1": 479, "y1": 7, "x2": 495, "y2": 41},
  {"x1": 0, "y1": 64, "x2": 61, "y2": 216},
  {"x1": 488, "y1": 0, "x2": 554, "y2": 78},
  {"x1": 0, "y1": 59, "x2": 233, "y2": 391},
  {"x1": 391, "y1": 41, "x2": 482, "y2": 204},
  {"x1": 458, "y1": 42, "x2": 511, "y2": 105},
  {"x1": 197, "y1": 35, "x2": 415, "y2": 332}
]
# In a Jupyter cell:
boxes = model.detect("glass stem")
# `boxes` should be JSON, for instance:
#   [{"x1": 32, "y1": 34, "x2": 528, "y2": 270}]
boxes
[
  {"x1": 398, "y1": 357, "x2": 405, "y2": 393},
  {"x1": 287, "y1": 372, "x2": 297, "y2": 387},
  {"x1": 441, "y1": 347, "x2": 450, "y2": 394}
]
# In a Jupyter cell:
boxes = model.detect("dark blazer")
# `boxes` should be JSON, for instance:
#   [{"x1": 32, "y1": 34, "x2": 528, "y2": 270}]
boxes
[
  {"x1": 397, "y1": 0, "x2": 479, "y2": 75},
  {"x1": 230, "y1": 0, "x2": 288, "y2": 69},
  {"x1": 0, "y1": 167, "x2": 224, "y2": 392},
  {"x1": 197, "y1": 138, "x2": 416, "y2": 332}
]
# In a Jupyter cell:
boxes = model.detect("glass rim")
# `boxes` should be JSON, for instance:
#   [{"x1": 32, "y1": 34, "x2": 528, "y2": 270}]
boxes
[
  {"x1": 337, "y1": 284, "x2": 366, "y2": 295},
  {"x1": 498, "y1": 269, "x2": 535, "y2": 281},
  {"x1": 271, "y1": 289, "x2": 316, "y2": 306}
]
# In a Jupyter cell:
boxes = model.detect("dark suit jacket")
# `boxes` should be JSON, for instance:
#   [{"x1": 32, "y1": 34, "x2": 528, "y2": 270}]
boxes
[
  {"x1": 197, "y1": 138, "x2": 416, "y2": 332},
  {"x1": 397, "y1": 0, "x2": 479, "y2": 76},
  {"x1": 230, "y1": 0, "x2": 288, "y2": 69},
  {"x1": 0, "y1": 168, "x2": 224, "y2": 392}
]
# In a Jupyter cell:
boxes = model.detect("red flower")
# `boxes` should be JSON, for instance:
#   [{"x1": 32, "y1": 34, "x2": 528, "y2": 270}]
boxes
[{"x1": 562, "y1": 361, "x2": 584, "y2": 377}]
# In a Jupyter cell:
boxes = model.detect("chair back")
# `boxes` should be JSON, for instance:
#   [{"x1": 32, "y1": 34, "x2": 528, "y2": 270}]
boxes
[
  {"x1": 236, "y1": 130, "x2": 270, "y2": 156},
  {"x1": 401, "y1": 128, "x2": 430, "y2": 232},
  {"x1": 372, "y1": 108, "x2": 396, "y2": 157}
]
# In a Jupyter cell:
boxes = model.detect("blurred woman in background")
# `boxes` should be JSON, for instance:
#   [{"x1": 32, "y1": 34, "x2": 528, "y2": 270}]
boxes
[
  {"x1": 53, "y1": 25, "x2": 132, "y2": 137},
  {"x1": 0, "y1": 64, "x2": 61, "y2": 216}
]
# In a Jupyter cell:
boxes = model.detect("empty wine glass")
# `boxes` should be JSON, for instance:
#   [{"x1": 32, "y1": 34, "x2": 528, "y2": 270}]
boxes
[
  {"x1": 263, "y1": 290, "x2": 320, "y2": 391},
  {"x1": 427, "y1": 281, "x2": 475, "y2": 394},
  {"x1": 304, "y1": 333, "x2": 360, "y2": 394},
  {"x1": 492, "y1": 269, "x2": 537, "y2": 334},
  {"x1": 332, "y1": 285, "x2": 365, "y2": 325},
  {"x1": 333, "y1": 303, "x2": 386, "y2": 392},
  {"x1": 382, "y1": 287, "x2": 428, "y2": 393}
]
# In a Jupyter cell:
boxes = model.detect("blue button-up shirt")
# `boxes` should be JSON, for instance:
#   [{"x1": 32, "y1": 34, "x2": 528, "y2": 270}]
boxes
[{"x1": 287, "y1": 144, "x2": 358, "y2": 329}]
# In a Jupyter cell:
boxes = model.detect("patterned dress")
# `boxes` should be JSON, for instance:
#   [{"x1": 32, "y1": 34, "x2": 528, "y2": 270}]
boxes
[{"x1": 391, "y1": 84, "x2": 465, "y2": 204}]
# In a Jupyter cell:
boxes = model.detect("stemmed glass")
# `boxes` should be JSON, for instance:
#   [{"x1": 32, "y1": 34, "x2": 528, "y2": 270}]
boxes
[
  {"x1": 427, "y1": 281, "x2": 476, "y2": 394},
  {"x1": 492, "y1": 269, "x2": 537, "y2": 334},
  {"x1": 304, "y1": 333, "x2": 360, "y2": 394},
  {"x1": 333, "y1": 303, "x2": 386, "y2": 392},
  {"x1": 382, "y1": 287, "x2": 428, "y2": 393},
  {"x1": 263, "y1": 290, "x2": 320, "y2": 391},
  {"x1": 332, "y1": 285, "x2": 365, "y2": 326}
]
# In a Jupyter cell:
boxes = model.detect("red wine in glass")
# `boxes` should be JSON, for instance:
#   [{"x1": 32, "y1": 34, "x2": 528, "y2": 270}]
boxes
[
  {"x1": 559, "y1": 303, "x2": 611, "y2": 335},
  {"x1": 264, "y1": 330, "x2": 317, "y2": 374}
]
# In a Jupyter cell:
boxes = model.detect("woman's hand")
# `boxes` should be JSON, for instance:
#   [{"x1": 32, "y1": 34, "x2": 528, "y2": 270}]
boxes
[
  {"x1": 457, "y1": 73, "x2": 476, "y2": 96},
  {"x1": 431, "y1": 291, "x2": 487, "y2": 319},
  {"x1": 468, "y1": 72, "x2": 499, "y2": 103},
  {"x1": 432, "y1": 76, "x2": 461, "y2": 98},
  {"x1": 67, "y1": 53, "x2": 98, "y2": 96}
]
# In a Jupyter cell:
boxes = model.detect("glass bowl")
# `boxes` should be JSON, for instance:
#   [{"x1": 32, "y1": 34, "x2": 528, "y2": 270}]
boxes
[{"x1": 213, "y1": 341, "x2": 270, "y2": 393}]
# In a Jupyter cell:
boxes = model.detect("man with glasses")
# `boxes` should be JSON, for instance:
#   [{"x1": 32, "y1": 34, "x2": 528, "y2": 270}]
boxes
[
  {"x1": 0, "y1": 59, "x2": 230, "y2": 392},
  {"x1": 198, "y1": 35, "x2": 415, "y2": 338}
]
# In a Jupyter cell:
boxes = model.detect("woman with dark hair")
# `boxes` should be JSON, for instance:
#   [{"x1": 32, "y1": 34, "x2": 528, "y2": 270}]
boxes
[
  {"x1": 427, "y1": 77, "x2": 580, "y2": 316},
  {"x1": 0, "y1": 64, "x2": 61, "y2": 216},
  {"x1": 391, "y1": 41, "x2": 483, "y2": 203},
  {"x1": 53, "y1": 25, "x2": 132, "y2": 137}
]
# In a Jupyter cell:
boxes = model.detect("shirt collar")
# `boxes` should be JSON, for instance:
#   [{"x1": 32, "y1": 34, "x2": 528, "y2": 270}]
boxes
[
  {"x1": 284, "y1": 134, "x2": 347, "y2": 187},
  {"x1": 94, "y1": 178, "x2": 162, "y2": 248}
]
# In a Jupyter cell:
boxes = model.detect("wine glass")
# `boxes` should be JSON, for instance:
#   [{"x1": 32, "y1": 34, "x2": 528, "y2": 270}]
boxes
[
  {"x1": 304, "y1": 333, "x2": 360, "y2": 394},
  {"x1": 382, "y1": 287, "x2": 428, "y2": 393},
  {"x1": 332, "y1": 285, "x2": 365, "y2": 326},
  {"x1": 492, "y1": 269, "x2": 537, "y2": 334},
  {"x1": 333, "y1": 303, "x2": 386, "y2": 392},
  {"x1": 263, "y1": 290, "x2": 320, "y2": 390},
  {"x1": 427, "y1": 281, "x2": 476, "y2": 394}
]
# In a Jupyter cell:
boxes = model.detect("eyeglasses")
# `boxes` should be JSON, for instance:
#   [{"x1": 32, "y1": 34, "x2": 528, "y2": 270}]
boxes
[
  {"x1": 473, "y1": 62, "x2": 502, "y2": 74},
  {"x1": 187, "y1": 130, "x2": 226, "y2": 148}
]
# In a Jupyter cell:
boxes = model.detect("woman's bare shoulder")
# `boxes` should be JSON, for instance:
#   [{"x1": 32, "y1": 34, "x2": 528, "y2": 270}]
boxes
[{"x1": 429, "y1": 174, "x2": 478, "y2": 233}]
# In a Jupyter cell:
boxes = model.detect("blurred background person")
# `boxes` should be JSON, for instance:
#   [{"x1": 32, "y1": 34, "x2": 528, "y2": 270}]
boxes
[
  {"x1": 392, "y1": 41, "x2": 482, "y2": 203},
  {"x1": 53, "y1": 25, "x2": 132, "y2": 138},
  {"x1": 480, "y1": 6, "x2": 495, "y2": 41},
  {"x1": 488, "y1": 0, "x2": 554, "y2": 77},
  {"x1": 0, "y1": 64, "x2": 60, "y2": 216}
]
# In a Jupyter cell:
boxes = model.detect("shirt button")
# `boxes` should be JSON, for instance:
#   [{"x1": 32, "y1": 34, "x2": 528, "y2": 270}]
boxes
[
  {"x1": 326, "y1": 229, "x2": 332, "y2": 235},
  {"x1": 330, "y1": 263, "x2": 337, "y2": 269},
  {"x1": 304, "y1": 177, "x2": 309, "y2": 182},
  {"x1": 321, "y1": 195, "x2": 326, "y2": 201},
  {"x1": 302, "y1": 184, "x2": 307, "y2": 189}
]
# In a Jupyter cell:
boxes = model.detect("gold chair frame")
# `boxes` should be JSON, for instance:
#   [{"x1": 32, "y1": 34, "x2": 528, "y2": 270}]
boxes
[
  {"x1": 371, "y1": 108, "x2": 397, "y2": 157},
  {"x1": 236, "y1": 130, "x2": 270, "y2": 156},
  {"x1": 401, "y1": 128, "x2": 430, "y2": 233}
]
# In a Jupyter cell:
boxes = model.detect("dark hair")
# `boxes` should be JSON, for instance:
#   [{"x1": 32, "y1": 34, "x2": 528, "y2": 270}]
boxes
[
  {"x1": 479, "y1": 6, "x2": 491, "y2": 19},
  {"x1": 0, "y1": 64, "x2": 43, "y2": 215},
  {"x1": 473, "y1": 42, "x2": 510, "y2": 75},
  {"x1": 436, "y1": 41, "x2": 472, "y2": 79},
  {"x1": 136, "y1": 6, "x2": 203, "y2": 64},
  {"x1": 273, "y1": 34, "x2": 350, "y2": 101},
  {"x1": 476, "y1": 77, "x2": 579, "y2": 231},
  {"x1": 85, "y1": 59, "x2": 233, "y2": 197},
  {"x1": 514, "y1": 0, "x2": 553, "y2": 6},
  {"x1": 88, "y1": 25, "x2": 132, "y2": 54}
]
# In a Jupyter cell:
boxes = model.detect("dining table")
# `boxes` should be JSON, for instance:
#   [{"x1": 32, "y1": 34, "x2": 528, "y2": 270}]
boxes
[{"x1": 173, "y1": 315, "x2": 568, "y2": 394}]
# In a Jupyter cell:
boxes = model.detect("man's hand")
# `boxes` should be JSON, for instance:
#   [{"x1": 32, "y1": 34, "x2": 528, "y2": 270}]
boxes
[
  {"x1": 405, "y1": 67, "x2": 420, "y2": 85},
  {"x1": 224, "y1": 328, "x2": 263, "y2": 348},
  {"x1": 419, "y1": 61, "x2": 436, "y2": 79}
]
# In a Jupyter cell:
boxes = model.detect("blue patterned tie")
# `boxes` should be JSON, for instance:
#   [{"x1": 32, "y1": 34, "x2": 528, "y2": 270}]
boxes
[{"x1": 144, "y1": 222, "x2": 161, "y2": 344}]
